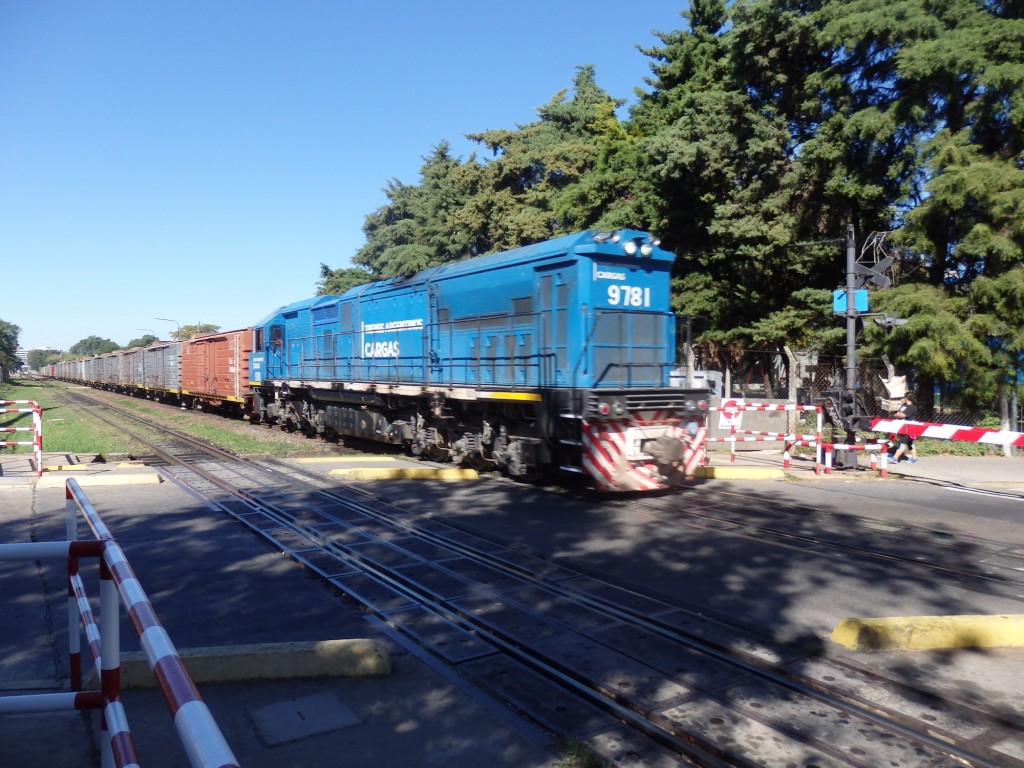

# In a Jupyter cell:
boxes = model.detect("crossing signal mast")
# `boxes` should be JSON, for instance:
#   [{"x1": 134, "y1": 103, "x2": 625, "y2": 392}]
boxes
[{"x1": 820, "y1": 226, "x2": 902, "y2": 465}]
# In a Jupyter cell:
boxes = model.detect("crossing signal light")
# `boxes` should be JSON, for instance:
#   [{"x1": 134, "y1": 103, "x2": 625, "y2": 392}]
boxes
[
  {"x1": 840, "y1": 391, "x2": 856, "y2": 428},
  {"x1": 819, "y1": 388, "x2": 872, "y2": 432},
  {"x1": 874, "y1": 314, "x2": 908, "y2": 330}
]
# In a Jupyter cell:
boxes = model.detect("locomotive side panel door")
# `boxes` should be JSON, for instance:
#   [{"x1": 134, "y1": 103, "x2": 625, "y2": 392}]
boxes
[
  {"x1": 336, "y1": 301, "x2": 354, "y2": 382},
  {"x1": 535, "y1": 267, "x2": 573, "y2": 387},
  {"x1": 267, "y1": 322, "x2": 286, "y2": 379}
]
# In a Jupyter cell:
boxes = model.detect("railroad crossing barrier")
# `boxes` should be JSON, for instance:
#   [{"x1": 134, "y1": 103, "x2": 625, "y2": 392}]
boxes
[
  {"x1": 788, "y1": 441, "x2": 890, "y2": 478},
  {"x1": 870, "y1": 417, "x2": 1024, "y2": 448},
  {"x1": 708, "y1": 403, "x2": 827, "y2": 472},
  {"x1": 0, "y1": 479, "x2": 239, "y2": 768},
  {"x1": 1, "y1": 399, "x2": 42, "y2": 477},
  {"x1": 707, "y1": 403, "x2": 890, "y2": 477}
]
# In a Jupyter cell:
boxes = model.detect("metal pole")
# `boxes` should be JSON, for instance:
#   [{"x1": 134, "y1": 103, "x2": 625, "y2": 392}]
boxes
[
  {"x1": 839, "y1": 224, "x2": 859, "y2": 464},
  {"x1": 845, "y1": 223, "x2": 857, "y2": 394},
  {"x1": 1013, "y1": 386, "x2": 1019, "y2": 458},
  {"x1": 685, "y1": 316, "x2": 694, "y2": 386}
]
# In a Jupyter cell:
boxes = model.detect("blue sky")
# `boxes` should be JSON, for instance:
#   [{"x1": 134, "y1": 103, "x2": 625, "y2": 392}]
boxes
[{"x1": 2, "y1": 2, "x2": 690, "y2": 352}]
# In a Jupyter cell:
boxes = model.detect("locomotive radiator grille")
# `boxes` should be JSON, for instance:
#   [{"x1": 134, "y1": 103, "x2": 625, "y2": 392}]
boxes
[{"x1": 583, "y1": 388, "x2": 708, "y2": 419}]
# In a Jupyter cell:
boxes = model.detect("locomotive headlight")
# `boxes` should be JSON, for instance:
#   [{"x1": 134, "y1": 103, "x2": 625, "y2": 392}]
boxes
[
  {"x1": 623, "y1": 240, "x2": 638, "y2": 256},
  {"x1": 597, "y1": 400, "x2": 626, "y2": 418},
  {"x1": 640, "y1": 243, "x2": 653, "y2": 257}
]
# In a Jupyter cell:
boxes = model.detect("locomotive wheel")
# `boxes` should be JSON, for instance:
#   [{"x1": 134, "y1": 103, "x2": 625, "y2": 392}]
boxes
[
  {"x1": 461, "y1": 454, "x2": 492, "y2": 471},
  {"x1": 424, "y1": 445, "x2": 451, "y2": 461}
]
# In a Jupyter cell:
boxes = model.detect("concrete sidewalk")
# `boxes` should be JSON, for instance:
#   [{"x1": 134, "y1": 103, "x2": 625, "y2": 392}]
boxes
[
  {"x1": 703, "y1": 446, "x2": 1024, "y2": 488},
  {"x1": 0, "y1": 456, "x2": 558, "y2": 768}
]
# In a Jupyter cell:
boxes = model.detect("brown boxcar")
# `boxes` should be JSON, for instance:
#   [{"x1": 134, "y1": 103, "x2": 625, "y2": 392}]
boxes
[{"x1": 179, "y1": 328, "x2": 252, "y2": 413}]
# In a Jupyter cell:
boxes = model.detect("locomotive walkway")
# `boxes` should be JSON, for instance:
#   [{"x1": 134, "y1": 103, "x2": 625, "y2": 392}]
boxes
[{"x1": 1, "y1": 451, "x2": 1022, "y2": 766}]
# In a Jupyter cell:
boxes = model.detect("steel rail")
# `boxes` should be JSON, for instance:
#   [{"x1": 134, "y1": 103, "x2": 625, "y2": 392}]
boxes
[
  {"x1": 266, "y1": 460, "x2": 1022, "y2": 768},
  {"x1": 54, "y1": 387, "x2": 1021, "y2": 767}
]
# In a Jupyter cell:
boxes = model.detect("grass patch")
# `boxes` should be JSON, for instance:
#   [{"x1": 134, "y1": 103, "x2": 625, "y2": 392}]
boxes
[
  {"x1": 4, "y1": 378, "x2": 315, "y2": 459},
  {"x1": 1, "y1": 378, "x2": 138, "y2": 457},
  {"x1": 104, "y1": 398, "x2": 313, "y2": 457},
  {"x1": 556, "y1": 738, "x2": 608, "y2": 768},
  {"x1": 164, "y1": 418, "x2": 314, "y2": 457}
]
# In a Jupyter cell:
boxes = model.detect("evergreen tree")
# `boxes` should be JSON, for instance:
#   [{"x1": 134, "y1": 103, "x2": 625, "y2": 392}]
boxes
[
  {"x1": 462, "y1": 65, "x2": 629, "y2": 249},
  {"x1": 966, "y1": 266, "x2": 1024, "y2": 406},
  {"x1": 350, "y1": 143, "x2": 480, "y2": 278},
  {"x1": 310, "y1": 0, "x2": 1021, "y2": 407},
  {"x1": 633, "y1": 1, "x2": 817, "y2": 347},
  {"x1": 316, "y1": 264, "x2": 373, "y2": 296},
  {"x1": 894, "y1": 2, "x2": 1024, "y2": 287}
]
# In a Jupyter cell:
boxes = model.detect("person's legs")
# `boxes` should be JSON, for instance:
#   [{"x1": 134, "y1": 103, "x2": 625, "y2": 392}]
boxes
[{"x1": 893, "y1": 436, "x2": 910, "y2": 462}]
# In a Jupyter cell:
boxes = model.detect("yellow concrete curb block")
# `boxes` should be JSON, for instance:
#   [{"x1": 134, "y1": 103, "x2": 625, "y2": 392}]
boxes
[
  {"x1": 37, "y1": 472, "x2": 162, "y2": 488},
  {"x1": 695, "y1": 465, "x2": 786, "y2": 480},
  {"x1": 831, "y1": 614, "x2": 1024, "y2": 651},
  {"x1": 117, "y1": 638, "x2": 391, "y2": 689},
  {"x1": 331, "y1": 467, "x2": 480, "y2": 481}
]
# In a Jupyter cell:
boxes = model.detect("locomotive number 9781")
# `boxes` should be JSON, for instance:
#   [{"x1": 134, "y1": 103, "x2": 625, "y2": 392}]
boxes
[{"x1": 249, "y1": 229, "x2": 709, "y2": 491}]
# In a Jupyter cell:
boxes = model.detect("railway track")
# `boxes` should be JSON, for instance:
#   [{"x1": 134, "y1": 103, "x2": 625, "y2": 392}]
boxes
[{"x1": 54, "y1": 387, "x2": 1024, "y2": 767}]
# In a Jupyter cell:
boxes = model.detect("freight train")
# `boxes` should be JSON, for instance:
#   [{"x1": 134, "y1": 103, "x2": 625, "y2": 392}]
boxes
[{"x1": 49, "y1": 230, "x2": 709, "y2": 491}]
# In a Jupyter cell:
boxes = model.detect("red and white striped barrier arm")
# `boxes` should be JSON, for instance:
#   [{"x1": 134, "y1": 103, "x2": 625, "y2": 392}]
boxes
[
  {"x1": 67, "y1": 480, "x2": 240, "y2": 768},
  {"x1": 870, "y1": 418, "x2": 1024, "y2": 447},
  {"x1": 708, "y1": 404, "x2": 821, "y2": 412}
]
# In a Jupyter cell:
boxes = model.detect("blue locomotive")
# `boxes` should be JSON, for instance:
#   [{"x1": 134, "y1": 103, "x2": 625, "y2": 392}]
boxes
[{"x1": 249, "y1": 230, "x2": 709, "y2": 491}]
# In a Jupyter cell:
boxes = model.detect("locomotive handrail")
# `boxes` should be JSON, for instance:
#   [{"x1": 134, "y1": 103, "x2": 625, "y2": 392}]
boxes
[{"x1": 290, "y1": 317, "x2": 548, "y2": 391}]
